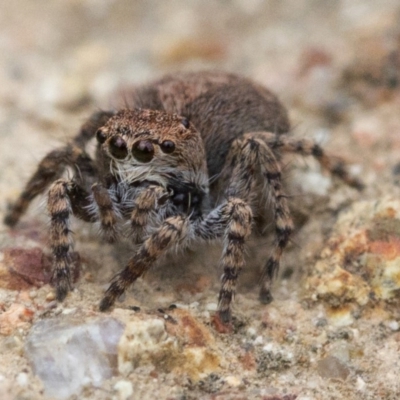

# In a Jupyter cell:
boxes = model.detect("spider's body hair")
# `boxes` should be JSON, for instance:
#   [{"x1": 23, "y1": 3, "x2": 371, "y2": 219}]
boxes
[{"x1": 4, "y1": 71, "x2": 363, "y2": 323}]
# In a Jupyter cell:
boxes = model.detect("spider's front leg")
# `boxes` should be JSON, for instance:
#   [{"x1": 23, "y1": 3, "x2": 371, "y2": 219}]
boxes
[
  {"x1": 99, "y1": 215, "x2": 188, "y2": 311},
  {"x1": 47, "y1": 179, "x2": 95, "y2": 300},
  {"x1": 50, "y1": 178, "x2": 128, "y2": 300}
]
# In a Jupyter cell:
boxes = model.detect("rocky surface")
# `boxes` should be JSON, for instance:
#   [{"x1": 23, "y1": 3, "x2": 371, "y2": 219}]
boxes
[{"x1": 1, "y1": 1, "x2": 400, "y2": 399}]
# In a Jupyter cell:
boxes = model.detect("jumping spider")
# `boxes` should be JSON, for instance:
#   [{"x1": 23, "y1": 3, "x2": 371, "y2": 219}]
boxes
[{"x1": 4, "y1": 71, "x2": 363, "y2": 323}]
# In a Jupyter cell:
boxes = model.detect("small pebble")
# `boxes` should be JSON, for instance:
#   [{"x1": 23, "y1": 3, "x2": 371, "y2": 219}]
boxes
[
  {"x1": 61, "y1": 308, "x2": 76, "y2": 315},
  {"x1": 262, "y1": 343, "x2": 274, "y2": 352},
  {"x1": 114, "y1": 380, "x2": 134, "y2": 400},
  {"x1": 225, "y1": 375, "x2": 241, "y2": 387},
  {"x1": 356, "y1": 376, "x2": 366, "y2": 391},
  {"x1": 387, "y1": 320, "x2": 399, "y2": 331},
  {"x1": 317, "y1": 356, "x2": 350, "y2": 380},
  {"x1": 46, "y1": 292, "x2": 56, "y2": 301},
  {"x1": 246, "y1": 327, "x2": 257, "y2": 338},
  {"x1": 17, "y1": 372, "x2": 29, "y2": 387},
  {"x1": 205, "y1": 302, "x2": 218, "y2": 311},
  {"x1": 253, "y1": 335, "x2": 263, "y2": 345}
]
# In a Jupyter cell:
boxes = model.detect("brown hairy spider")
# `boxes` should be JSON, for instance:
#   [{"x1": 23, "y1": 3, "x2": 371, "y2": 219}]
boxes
[{"x1": 4, "y1": 71, "x2": 363, "y2": 323}]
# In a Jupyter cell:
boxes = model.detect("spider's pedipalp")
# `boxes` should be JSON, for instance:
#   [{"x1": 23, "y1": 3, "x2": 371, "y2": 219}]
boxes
[
  {"x1": 130, "y1": 184, "x2": 169, "y2": 243},
  {"x1": 92, "y1": 182, "x2": 121, "y2": 243}
]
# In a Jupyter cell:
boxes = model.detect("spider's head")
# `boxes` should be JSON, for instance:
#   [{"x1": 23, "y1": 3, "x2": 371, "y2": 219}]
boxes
[{"x1": 97, "y1": 109, "x2": 209, "y2": 210}]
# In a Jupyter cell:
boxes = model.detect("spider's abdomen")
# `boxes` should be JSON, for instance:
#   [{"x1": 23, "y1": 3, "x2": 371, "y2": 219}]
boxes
[{"x1": 119, "y1": 71, "x2": 290, "y2": 180}]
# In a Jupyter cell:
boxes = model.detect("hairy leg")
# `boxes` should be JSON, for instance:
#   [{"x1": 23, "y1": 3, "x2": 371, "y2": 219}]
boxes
[
  {"x1": 4, "y1": 110, "x2": 114, "y2": 227},
  {"x1": 4, "y1": 144, "x2": 96, "y2": 227},
  {"x1": 247, "y1": 131, "x2": 364, "y2": 190},
  {"x1": 99, "y1": 215, "x2": 188, "y2": 311},
  {"x1": 215, "y1": 198, "x2": 252, "y2": 323},
  {"x1": 47, "y1": 179, "x2": 94, "y2": 300},
  {"x1": 221, "y1": 136, "x2": 294, "y2": 305}
]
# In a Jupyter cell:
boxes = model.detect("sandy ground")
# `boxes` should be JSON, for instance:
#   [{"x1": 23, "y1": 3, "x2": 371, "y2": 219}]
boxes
[{"x1": 1, "y1": 1, "x2": 400, "y2": 399}]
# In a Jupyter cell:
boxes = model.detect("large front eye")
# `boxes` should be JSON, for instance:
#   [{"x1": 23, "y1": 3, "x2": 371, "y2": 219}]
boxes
[
  {"x1": 132, "y1": 140, "x2": 154, "y2": 163},
  {"x1": 109, "y1": 136, "x2": 128, "y2": 159}
]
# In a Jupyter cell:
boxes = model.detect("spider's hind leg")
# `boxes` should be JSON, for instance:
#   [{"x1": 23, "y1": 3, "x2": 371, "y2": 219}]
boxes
[
  {"x1": 72, "y1": 110, "x2": 115, "y2": 147},
  {"x1": 221, "y1": 134, "x2": 294, "y2": 309},
  {"x1": 4, "y1": 144, "x2": 96, "y2": 227},
  {"x1": 248, "y1": 131, "x2": 364, "y2": 190},
  {"x1": 4, "y1": 110, "x2": 114, "y2": 227}
]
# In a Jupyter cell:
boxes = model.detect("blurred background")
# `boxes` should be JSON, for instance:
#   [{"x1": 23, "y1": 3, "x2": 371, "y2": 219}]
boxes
[{"x1": 1, "y1": 0, "x2": 400, "y2": 198}]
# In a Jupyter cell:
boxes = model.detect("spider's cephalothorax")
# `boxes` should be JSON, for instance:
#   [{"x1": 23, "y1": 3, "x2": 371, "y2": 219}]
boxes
[
  {"x1": 98, "y1": 109, "x2": 209, "y2": 219},
  {"x1": 4, "y1": 71, "x2": 363, "y2": 323}
]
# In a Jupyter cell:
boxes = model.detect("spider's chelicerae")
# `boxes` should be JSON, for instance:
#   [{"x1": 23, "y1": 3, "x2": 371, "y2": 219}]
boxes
[{"x1": 4, "y1": 71, "x2": 363, "y2": 323}]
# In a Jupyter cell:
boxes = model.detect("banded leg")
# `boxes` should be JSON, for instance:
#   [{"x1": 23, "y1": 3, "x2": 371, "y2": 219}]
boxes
[
  {"x1": 217, "y1": 198, "x2": 253, "y2": 323},
  {"x1": 99, "y1": 215, "x2": 188, "y2": 311},
  {"x1": 130, "y1": 184, "x2": 169, "y2": 243},
  {"x1": 247, "y1": 132, "x2": 364, "y2": 190},
  {"x1": 4, "y1": 144, "x2": 96, "y2": 227},
  {"x1": 48, "y1": 179, "x2": 94, "y2": 300},
  {"x1": 222, "y1": 136, "x2": 294, "y2": 305}
]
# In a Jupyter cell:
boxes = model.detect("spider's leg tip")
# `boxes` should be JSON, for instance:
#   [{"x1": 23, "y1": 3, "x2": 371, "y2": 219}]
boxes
[
  {"x1": 3, "y1": 211, "x2": 18, "y2": 227},
  {"x1": 218, "y1": 308, "x2": 232, "y2": 324},
  {"x1": 354, "y1": 180, "x2": 365, "y2": 191},
  {"x1": 3, "y1": 217, "x2": 15, "y2": 227},
  {"x1": 55, "y1": 286, "x2": 69, "y2": 302},
  {"x1": 99, "y1": 296, "x2": 114, "y2": 312},
  {"x1": 259, "y1": 288, "x2": 274, "y2": 305}
]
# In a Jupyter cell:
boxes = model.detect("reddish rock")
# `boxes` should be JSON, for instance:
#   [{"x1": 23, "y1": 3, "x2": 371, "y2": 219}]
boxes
[
  {"x1": 166, "y1": 309, "x2": 213, "y2": 346},
  {"x1": 0, "y1": 247, "x2": 51, "y2": 290},
  {"x1": 306, "y1": 198, "x2": 400, "y2": 317},
  {"x1": 0, "y1": 247, "x2": 81, "y2": 291}
]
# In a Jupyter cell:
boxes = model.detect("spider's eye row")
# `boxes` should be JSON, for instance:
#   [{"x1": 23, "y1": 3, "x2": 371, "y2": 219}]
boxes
[
  {"x1": 160, "y1": 140, "x2": 175, "y2": 154},
  {"x1": 181, "y1": 118, "x2": 190, "y2": 129},
  {"x1": 132, "y1": 140, "x2": 154, "y2": 163},
  {"x1": 109, "y1": 136, "x2": 128, "y2": 159},
  {"x1": 96, "y1": 129, "x2": 107, "y2": 144}
]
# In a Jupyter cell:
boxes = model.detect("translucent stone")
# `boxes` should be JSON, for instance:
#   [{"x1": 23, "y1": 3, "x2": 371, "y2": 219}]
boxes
[
  {"x1": 25, "y1": 317, "x2": 125, "y2": 399},
  {"x1": 317, "y1": 356, "x2": 350, "y2": 381}
]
